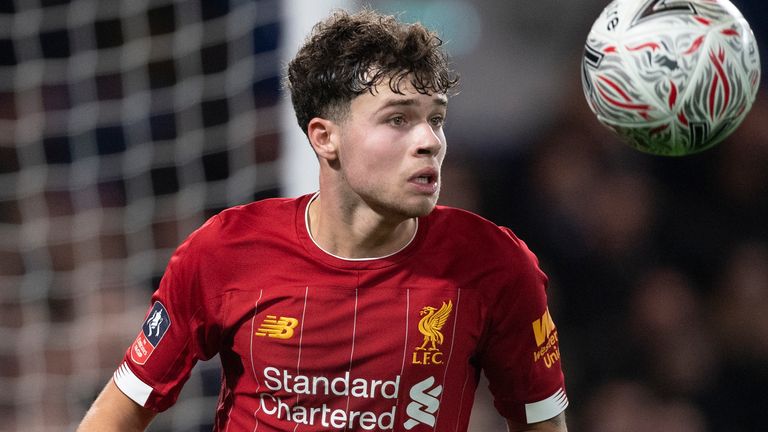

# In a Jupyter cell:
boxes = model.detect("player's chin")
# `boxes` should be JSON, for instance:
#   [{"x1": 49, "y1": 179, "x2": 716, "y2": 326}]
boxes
[{"x1": 403, "y1": 194, "x2": 439, "y2": 217}]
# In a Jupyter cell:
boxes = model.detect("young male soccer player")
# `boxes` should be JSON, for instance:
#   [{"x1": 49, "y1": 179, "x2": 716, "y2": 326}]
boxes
[{"x1": 78, "y1": 9, "x2": 568, "y2": 431}]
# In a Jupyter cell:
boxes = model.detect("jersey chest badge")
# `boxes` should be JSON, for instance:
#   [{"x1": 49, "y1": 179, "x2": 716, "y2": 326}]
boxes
[
  {"x1": 412, "y1": 300, "x2": 453, "y2": 366},
  {"x1": 130, "y1": 301, "x2": 171, "y2": 365}
]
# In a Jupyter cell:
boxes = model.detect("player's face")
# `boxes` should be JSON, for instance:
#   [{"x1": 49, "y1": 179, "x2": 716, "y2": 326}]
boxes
[{"x1": 336, "y1": 80, "x2": 448, "y2": 219}]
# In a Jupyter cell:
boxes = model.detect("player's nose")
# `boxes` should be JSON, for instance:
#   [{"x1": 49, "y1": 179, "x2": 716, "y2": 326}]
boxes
[{"x1": 414, "y1": 122, "x2": 443, "y2": 156}]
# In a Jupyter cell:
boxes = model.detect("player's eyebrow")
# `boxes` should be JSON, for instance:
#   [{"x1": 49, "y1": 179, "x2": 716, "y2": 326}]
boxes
[
  {"x1": 433, "y1": 95, "x2": 448, "y2": 107},
  {"x1": 375, "y1": 95, "x2": 448, "y2": 113}
]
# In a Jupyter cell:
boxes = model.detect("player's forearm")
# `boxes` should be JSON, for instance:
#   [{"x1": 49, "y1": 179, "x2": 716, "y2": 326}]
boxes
[
  {"x1": 77, "y1": 379, "x2": 156, "y2": 432},
  {"x1": 78, "y1": 413, "x2": 148, "y2": 432},
  {"x1": 507, "y1": 412, "x2": 567, "y2": 432}
]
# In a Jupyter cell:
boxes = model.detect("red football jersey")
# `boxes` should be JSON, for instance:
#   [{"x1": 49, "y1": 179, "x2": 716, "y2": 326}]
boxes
[{"x1": 114, "y1": 194, "x2": 567, "y2": 431}]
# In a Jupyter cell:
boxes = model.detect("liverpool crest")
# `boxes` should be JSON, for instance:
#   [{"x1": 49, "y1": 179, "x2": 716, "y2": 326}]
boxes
[{"x1": 412, "y1": 300, "x2": 452, "y2": 365}]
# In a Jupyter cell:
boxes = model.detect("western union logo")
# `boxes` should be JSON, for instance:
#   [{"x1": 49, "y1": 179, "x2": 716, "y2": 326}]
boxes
[
  {"x1": 532, "y1": 308, "x2": 556, "y2": 346},
  {"x1": 532, "y1": 308, "x2": 560, "y2": 368},
  {"x1": 255, "y1": 315, "x2": 299, "y2": 339}
]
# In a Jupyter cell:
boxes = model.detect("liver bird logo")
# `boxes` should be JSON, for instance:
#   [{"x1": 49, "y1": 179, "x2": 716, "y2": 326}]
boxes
[{"x1": 416, "y1": 300, "x2": 453, "y2": 351}]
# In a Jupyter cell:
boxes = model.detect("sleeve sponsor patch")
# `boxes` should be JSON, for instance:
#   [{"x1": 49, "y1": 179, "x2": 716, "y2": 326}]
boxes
[
  {"x1": 532, "y1": 308, "x2": 561, "y2": 368},
  {"x1": 130, "y1": 301, "x2": 171, "y2": 365}
]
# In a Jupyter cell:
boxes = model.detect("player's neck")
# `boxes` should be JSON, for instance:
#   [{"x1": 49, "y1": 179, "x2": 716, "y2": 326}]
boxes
[{"x1": 307, "y1": 193, "x2": 417, "y2": 259}]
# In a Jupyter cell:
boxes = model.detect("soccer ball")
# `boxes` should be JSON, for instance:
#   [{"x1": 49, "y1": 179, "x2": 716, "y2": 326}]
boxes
[{"x1": 581, "y1": 0, "x2": 761, "y2": 156}]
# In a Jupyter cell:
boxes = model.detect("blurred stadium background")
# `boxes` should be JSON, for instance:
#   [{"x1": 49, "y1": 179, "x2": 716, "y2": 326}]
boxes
[{"x1": 0, "y1": 0, "x2": 765, "y2": 431}]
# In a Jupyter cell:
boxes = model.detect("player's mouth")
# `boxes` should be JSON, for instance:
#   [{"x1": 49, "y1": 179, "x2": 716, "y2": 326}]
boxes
[{"x1": 408, "y1": 168, "x2": 439, "y2": 193}]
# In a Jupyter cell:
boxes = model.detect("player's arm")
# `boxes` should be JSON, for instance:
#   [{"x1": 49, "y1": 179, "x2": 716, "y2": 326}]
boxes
[
  {"x1": 77, "y1": 379, "x2": 157, "y2": 432},
  {"x1": 507, "y1": 412, "x2": 567, "y2": 431}
]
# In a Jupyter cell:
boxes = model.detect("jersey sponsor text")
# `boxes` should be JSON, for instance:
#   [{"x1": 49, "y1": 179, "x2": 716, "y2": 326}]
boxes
[
  {"x1": 262, "y1": 367, "x2": 400, "y2": 399},
  {"x1": 259, "y1": 367, "x2": 399, "y2": 429}
]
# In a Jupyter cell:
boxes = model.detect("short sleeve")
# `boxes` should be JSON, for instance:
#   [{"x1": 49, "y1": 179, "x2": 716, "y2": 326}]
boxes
[
  {"x1": 113, "y1": 216, "x2": 224, "y2": 412},
  {"x1": 477, "y1": 228, "x2": 567, "y2": 424}
]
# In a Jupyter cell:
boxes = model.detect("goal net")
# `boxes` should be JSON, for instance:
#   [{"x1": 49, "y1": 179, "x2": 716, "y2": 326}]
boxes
[{"x1": 1, "y1": 0, "x2": 282, "y2": 430}]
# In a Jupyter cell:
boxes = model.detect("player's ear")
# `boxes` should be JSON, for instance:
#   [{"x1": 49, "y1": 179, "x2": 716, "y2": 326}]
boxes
[{"x1": 307, "y1": 117, "x2": 339, "y2": 161}]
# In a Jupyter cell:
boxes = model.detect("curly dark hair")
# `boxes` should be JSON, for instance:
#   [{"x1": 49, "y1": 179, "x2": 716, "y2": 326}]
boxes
[{"x1": 286, "y1": 9, "x2": 459, "y2": 135}]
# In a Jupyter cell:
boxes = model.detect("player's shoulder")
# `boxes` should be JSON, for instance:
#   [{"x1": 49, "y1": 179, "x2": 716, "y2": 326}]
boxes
[
  {"x1": 216, "y1": 195, "x2": 300, "y2": 227},
  {"x1": 429, "y1": 205, "x2": 514, "y2": 239},
  {"x1": 430, "y1": 205, "x2": 495, "y2": 227},
  {"x1": 184, "y1": 195, "x2": 303, "y2": 246},
  {"x1": 428, "y1": 206, "x2": 546, "y2": 290},
  {"x1": 428, "y1": 205, "x2": 532, "y2": 256}
]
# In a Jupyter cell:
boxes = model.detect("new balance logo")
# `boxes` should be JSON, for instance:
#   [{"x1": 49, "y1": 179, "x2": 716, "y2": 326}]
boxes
[
  {"x1": 255, "y1": 315, "x2": 299, "y2": 339},
  {"x1": 404, "y1": 376, "x2": 442, "y2": 430}
]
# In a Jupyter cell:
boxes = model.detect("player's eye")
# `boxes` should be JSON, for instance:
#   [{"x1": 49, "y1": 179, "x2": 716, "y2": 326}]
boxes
[
  {"x1": 388, "y1": 115, "x2": 406, "y2": 126},
  {"x1": 429, "y1": 115, "x2": 445, "y2": 128}
]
